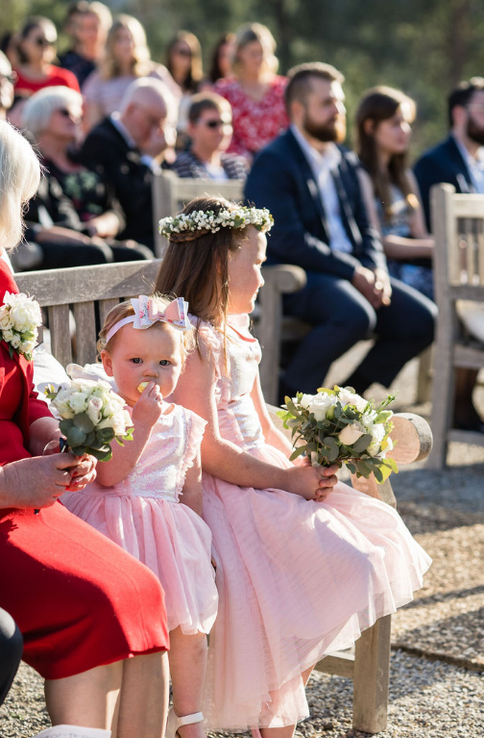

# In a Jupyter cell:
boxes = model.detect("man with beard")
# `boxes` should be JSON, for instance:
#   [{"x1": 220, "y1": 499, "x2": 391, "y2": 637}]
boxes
[
  {"x1": 246, "y1": 62, "x2": 436, "y2": 400},
  {"x1": 415, "y1": 77, "x2": 484, "y2": 229},
  {"x1": 415, "y1": 77, "x2": 484, "y2": 432}
]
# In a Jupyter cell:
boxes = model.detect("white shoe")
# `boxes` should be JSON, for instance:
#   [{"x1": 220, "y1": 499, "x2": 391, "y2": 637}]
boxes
[
  {"x1": 32, "y1": 726, "x2": 111, "y2": 738},
  {"x1": 165, "y1": 708, "x2": 204, "y2": 738}
]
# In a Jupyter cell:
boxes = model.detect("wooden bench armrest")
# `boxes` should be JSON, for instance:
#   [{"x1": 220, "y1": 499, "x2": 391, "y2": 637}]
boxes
[
  {"x1": 267, "y1": 406, "x2": 433, "y2": 508},
  {"x1": 261, "y1": 264, "x2": 307, "y2": 294}
]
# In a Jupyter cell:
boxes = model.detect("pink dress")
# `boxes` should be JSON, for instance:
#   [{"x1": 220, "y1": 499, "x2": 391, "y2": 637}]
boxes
[
  {"x1": 199, "y1": 315, "x2": 431, "y2": 730},
  {"x1": 63, "y1": 404, "x2": 218, "y2": 635},
  {"x1": 214, "y1": 75, "x2": 289, "y2": 161}
]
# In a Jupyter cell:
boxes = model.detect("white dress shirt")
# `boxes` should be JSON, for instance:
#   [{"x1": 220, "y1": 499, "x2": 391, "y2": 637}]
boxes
[
  {"x1": 291, "y1": 124, "x2": 353, "y2": 253},
  {"x1": 454, "y1": 135, "x2": 484, "y2": 194}
]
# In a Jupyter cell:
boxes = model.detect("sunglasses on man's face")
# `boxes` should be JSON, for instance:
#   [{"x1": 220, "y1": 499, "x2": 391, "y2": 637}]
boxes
[{"x1": 201, "y1": 119, "x2": 232, "y2": 129}]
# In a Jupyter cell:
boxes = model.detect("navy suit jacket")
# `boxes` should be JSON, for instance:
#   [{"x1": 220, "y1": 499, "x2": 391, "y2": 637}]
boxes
[
  {"x1": 80, "y1": 117, "x2": 155, "y2": 250},
  {"x1": 414, "y1": 135, "x2": 475, "y2": 231},
  {"x1": 244, "y1": 128, "x2": 386, "y2": 280}
]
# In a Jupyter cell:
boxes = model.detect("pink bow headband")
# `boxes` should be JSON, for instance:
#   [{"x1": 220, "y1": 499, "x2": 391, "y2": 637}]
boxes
[{"x1": 106, "y1": 296, "x2": 195, "y2": 343}]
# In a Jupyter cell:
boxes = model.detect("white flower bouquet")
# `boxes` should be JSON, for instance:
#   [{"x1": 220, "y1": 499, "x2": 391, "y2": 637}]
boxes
[
  {"x1": 277, "y1": 386, "x2": 398, "y2": 483},
  {"x1": 0, "y1": 292, "x2": 42, "y2": 361},
  {"x1": 45, "y1": 377, "x2": 133, "y2": 461}
]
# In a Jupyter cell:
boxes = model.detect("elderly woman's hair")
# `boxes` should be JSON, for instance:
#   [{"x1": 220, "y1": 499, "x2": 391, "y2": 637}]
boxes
[
  {"x1": 233, "y1": 22, "x2": 279, "y2": 76},
  {"x1": 0, "y1": 121, "x2": 40, "y2": 251},
  {"x1": 21, "y1": 86, "x2": 83, "y2": 139},
  {"x1": 100, "y1": 14, "x2": 151, "y2": 80}
]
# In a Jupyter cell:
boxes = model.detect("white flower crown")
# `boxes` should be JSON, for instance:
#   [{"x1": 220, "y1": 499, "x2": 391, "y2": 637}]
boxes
[{"x1": 159, "y1": 206, "x2": 274, "y2": 239}]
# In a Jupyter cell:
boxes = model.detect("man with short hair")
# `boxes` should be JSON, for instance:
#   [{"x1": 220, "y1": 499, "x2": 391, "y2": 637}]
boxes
[
  {"x1": 59, "y1": 1, "x2": 112, "y2": 88},
  {"x1": 415, "y1": 77, "x2": 484, "y2": 431},
  {"x1": 415, "y1": 77, "x2": 484, "y2": 228},
  {"x1": 246, "y1": 62, "x2": 436, "y2": 399},
  {"x1": 80, "y1": 77, "x2": 177, "y2": 252},
  {"x1": 172, "y1": 92, "x2": 247, "y2": 180}
]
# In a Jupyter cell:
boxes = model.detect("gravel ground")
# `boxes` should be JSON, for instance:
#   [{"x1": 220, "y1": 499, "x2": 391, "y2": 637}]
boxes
[{"x1": 2, "y1": 353, "x2": 484, "y2": 737}]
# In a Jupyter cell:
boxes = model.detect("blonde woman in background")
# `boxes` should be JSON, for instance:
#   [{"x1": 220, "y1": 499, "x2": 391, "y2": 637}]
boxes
[
  {"x1": 214, "y1": 22, "x2": 289, "y2": 163},
  {"x1": 83, "y1": 14, "x2": 179, "y2": 131}
]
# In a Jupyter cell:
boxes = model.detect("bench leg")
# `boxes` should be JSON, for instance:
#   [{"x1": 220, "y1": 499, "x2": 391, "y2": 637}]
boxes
[{"x1": 352, "y1": 615, "x2": 391, "y2": 734}]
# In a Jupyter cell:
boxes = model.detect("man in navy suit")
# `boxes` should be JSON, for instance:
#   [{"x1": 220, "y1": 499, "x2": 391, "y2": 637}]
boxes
[
  {"x1": 246, "y1": 62, "x2": 436, "y2": 399},
  {"x1": 415, "y1": 77, "x2": 484, "y2": 228},
  {"x1": 415, "y1": 77, "x2": 484, "y2": 431}
]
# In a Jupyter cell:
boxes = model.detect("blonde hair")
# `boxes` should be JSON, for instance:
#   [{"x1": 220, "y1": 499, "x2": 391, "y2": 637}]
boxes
[
  {"x1": 21, "y1": 86, "x2": 83, "y2": 139},
  {"x1": 0, "y1": 121, "x2": 41, "y2": 251},
  {"x1": 87, "y1": 1, "x2": 113, "y2": 30},
  {"x1": 97, "y1": 294, "x2": 195, "y2": 360},
  {"x1": 233, "y1": 22, "x2": 278, "y2": 76},
  {"x1": 100, "y1": 15, "x2": 151, "y2": 80}
]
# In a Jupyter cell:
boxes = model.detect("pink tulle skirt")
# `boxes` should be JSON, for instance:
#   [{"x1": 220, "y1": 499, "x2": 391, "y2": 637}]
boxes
[
  {"x1": 201, "y1": 443, "x2": 431, "y2": 730},
  {"x1": 63, "y1": 492, "x2": 218, "y2": 635}
]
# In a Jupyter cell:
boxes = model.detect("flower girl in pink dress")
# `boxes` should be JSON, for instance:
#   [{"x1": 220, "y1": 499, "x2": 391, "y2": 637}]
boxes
[
  {"x1": 63, "y1": 295, "x2": 218, "y2": 738},
  {"x1": 155, "y1": 197, "x2": 432, "y2": 738}
]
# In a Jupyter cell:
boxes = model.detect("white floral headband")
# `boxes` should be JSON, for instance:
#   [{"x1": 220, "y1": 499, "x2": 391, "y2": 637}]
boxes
[
  {"x1": 106, "y1": 296, "x2": 194, "y2": 343},
  {"x1": 158, "y1": 206, "x2": 274, "y2": 239}
]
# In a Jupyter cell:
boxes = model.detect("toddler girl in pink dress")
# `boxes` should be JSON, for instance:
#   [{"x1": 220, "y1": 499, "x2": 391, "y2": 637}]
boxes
[
  {"x1": 155, "y1": 197, "x2": 432, "y2": 738},
  {"x1": 63, "y1": 295, "x2": 218, "y2": 738}
]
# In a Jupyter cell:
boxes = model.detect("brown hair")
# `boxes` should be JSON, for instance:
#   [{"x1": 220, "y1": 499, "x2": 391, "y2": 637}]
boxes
[
  {"x1": 97, "y1": 294, "x2": 194, "y2": 360},
  {"x1": 155, "y1": 196, "x2": 246, "y2": 329},
  {"x1": 166, "y1": 30, "x2": 203, "y2": 93},
  {"x1": 356, "y1": 86, "x2": 417, "y2": 222},
  {"x1": 285, "y1": 62, "x2": 344, "y2": 115},
  {"x1": 188, "y1": 91, "x2": 230, "y2": 124}
]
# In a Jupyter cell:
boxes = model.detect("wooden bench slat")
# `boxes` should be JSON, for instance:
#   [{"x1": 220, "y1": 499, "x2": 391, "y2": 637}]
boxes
[
  {"x1": 48, "y1": 305, "x2": 72, "y2": 366},
  {"x1": 74, "y1": 302, "x2": 98, "y2": 366}
]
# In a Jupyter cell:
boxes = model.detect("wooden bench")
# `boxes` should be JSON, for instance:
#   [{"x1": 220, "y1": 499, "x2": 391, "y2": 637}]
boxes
[
  {"x1": 16, "y1": 260, "x2": 433, "y2": 734},
  {"x1": 427, "y1": 183, "x2": 484, "y2": 468}
]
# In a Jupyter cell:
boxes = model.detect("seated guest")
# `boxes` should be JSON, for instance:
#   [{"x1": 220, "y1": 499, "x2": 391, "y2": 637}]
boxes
[
  {"x1": 166, "y1": 30, "x2": 204, "y2": 147},
  {"x1": 0, "y1": 51, "x2": 15, "y2": 119},
  {"x1": 356, "y1": 86, "x2": 434, "y2": 300},
  {"x1": 0, "y1": 609, "x2": 22, "y2": 708},
  {"x1": 20, "y1": 86, "x2": 152, "y2": 269},
  {"x1": 83, "y1": 14, "x2": 178, "y2": 131},
  {"x1": 13, "y1": 17, "x2": 80, "y2": 98},
  {"x1": 58, "y1": 1, "x2": 112, "y2": 88},
  {"x1": 172, "y1": 92, "x2": 248, "y2": 180},
  {"x1": 0, "y1": 117, "x2": 169, "y2": 738},
  {"x1": 81, "y1": 77, "x2": 176, "y2": 252},
  {"x1": 245, "y1": 62, "x2": 436, "y2": 399},
  {"x1": 215, "y1": 23, "x2": 289, "y2": 164},
  {"x1": 207, "y1": 33, "x2": 234, "y2": 86},
  {"x1": 415, "y1": 77, "x2": 484, "y2": 432}
]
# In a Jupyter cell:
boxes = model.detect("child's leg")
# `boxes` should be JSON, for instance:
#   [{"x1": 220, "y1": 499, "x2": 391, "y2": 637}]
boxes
[{"x1": 169, "y1": 627, "x2": 208, "y2": 738}]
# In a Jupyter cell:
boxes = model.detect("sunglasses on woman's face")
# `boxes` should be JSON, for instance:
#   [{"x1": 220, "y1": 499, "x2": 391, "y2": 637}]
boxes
[
  {"x1": 33, "y1": 36, "x2": 54, "y2": 48},
  {"x1": 57, "y1": 108, "x2": 79, "y2": 121},
  {"x1": 174, "y1": 47, "x2": 191, "y2": 57}
]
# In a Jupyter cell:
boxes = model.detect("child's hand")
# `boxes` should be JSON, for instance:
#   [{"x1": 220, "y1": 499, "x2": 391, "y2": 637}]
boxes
[
  {"x1": 132, "y1": 382, "x2": 164, "y2": 427},
  {"x1": 284, "y1": 462, "x2": 339, "y2": 501}
]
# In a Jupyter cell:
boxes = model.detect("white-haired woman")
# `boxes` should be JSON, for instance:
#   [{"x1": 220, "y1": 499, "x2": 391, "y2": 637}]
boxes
[
  {"x1": 0, "y1": 118, "x2": 169, "y2": 738},
  {"x1": 20, "y1": 86, "x2": 152, "y2": 267},
  {"x1": 83, "y1": 14, "x2": 178, "y2": 131},
  {"x1": 214, "y1": 22, "x2": 289, "y2": 163}
]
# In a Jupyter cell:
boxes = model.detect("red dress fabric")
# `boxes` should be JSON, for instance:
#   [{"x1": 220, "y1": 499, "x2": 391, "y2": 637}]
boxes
[
  {"x1": 14, "y1": 65, "x2": 80, "y2": 96},
  {"x1": 214, "y1": 75, "x2": 289, "y2": 162},
  {"x1": 0, "y1": 261, "x2": 169, "y2": 679}
]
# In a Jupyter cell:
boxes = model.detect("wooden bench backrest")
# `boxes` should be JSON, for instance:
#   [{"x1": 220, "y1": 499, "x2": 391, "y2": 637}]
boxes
[
  {"x1": 16, "y1": 260, "x2": 161, "y2": 368},
  {"x1": 152, "y1": 173, "x2": 245, "y2": 256}
]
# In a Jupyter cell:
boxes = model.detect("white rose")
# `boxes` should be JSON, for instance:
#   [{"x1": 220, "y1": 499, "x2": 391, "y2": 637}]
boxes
[
  {"x1": 86, "y1": 396, "x2": 103, "y2": 425},
  {"x1": 338, "y1": 423, "x2": 365, "y2": 446},
  {"x1": 0, "y1": 313, "x2": 11, "y2": 330},
  {"x1": 2, "y1": 328, "x2": 13, "y2": 342},
  {"x1": 10, "y1": 334, "x2": 21, "y2": 349},
  {"x1": 69, "y1": 391, "x2": 89, "y2": 413},
  {"x1": 298, "y1": 393, "x2": 314, "y2": 409},
  {"x1": 371, "y1": 423, "x2": 386, "y2": 444},
  {"x1": 9, "y1": 304, "x2": 31, "y2": 331},
  {"x1": 338, "y1": 388, "x2": 368, "y2": 412},
  {"x1": 308, "y1": 392, "x2": 337, "y2": 422}
]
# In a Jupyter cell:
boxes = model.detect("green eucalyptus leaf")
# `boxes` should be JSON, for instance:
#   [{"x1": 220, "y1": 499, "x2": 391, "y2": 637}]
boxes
[
  {"x1": 73, "y1": 413, "x2": 95, "y2": 433},
  {"x1": 70, "y1": 445, "x2": 87, "y2": 457},
  {"x1": 289, "y1": 445, "x2": 307, "y2": 461},
  {"x1": 351, "y1": 433, "x2": 373, "y2": 454},
  {"x1": 59, "y1": 418, "x2": 74, "y2": 435},
  {"x1": 66, "y1": 427, "x2": 87, "y2": 447}
]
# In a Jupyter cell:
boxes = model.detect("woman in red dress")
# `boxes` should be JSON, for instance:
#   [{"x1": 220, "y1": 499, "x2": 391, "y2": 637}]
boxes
[
  {"x1": 214, "y1": 23, "x2": 289, "y2": 164},
  {"x1": 0, "y1": 120, "x2": 169, "y2": 738}
]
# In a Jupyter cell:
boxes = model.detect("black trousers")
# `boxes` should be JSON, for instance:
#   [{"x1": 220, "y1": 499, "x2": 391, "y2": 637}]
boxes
[
  {"x1": 0, "y1": 608, "x2": 23, "y2": 707},
  {"x1": 282, "y1": 272, "x2": 437, "y2": 394}
]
